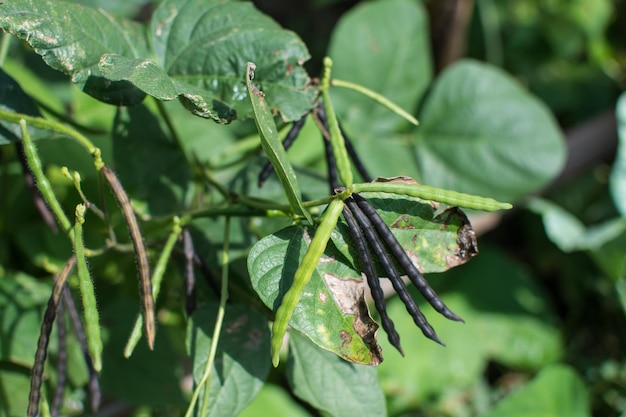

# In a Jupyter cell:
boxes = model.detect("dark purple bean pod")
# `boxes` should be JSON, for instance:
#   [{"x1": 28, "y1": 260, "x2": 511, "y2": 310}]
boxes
[
  {"x1": 342, "y1": 201, "x2": 403, "y2": 354},
  {"x1": 353, "y1": 193, "x2": 463, "y2": 323},
  {"x1": 346, "y1": 197, "x2": 443, "y2": 345}
]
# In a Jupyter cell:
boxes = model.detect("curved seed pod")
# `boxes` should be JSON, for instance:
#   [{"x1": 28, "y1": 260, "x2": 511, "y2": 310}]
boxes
[
  {"x1": 353, "y1": 194, "x2": 463, "y2": 322},
  {"x1": 342, "y1": 203, "x2": 402, "y2": 354},
  {"x1": 271, "y1": 198, "x2": 345, "y2": 367},
  {"x1": 124, "y1": 218, "x2": 181, "y2": 358},
  {"x1": 258, "y1": 115, "x2": 308, "y2": 187},
  {"x1": 100, "y1": 165, "x2": 155, "y2": 349},
  {"x1": 346, "y1": 198, "x2": 443, "y2": 345},
  {"x1": 74, "y1": 204, "x2": 103, "y2": 371},
  {"x1": 28, "y1": 256, "x2": 76, "y2": 417}
]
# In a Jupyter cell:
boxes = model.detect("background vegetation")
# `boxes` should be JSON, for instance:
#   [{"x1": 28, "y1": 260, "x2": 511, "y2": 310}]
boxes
[{"x1": 1, "y1": 0, "x2": 625, "y2": 416}]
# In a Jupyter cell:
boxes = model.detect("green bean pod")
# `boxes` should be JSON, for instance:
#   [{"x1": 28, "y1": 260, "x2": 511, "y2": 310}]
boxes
[
  {"x1": 74, "y1": 204, "x2": 103, "y2": 372},
  {"x1": 271, "y1": 198, "x2": 345, "y2": 366},
  {"x1": 352, "y1": 182, "x2": 512, "y2": 212}
]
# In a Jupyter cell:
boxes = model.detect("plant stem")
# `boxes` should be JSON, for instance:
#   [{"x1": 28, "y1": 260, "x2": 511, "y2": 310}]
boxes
[
  {"x1": 185, "y1": 217, "x2": 231, "y2": 417},
  {"x1": 331, "y1": 78, "x2": 419, "y2": 126},
  {"x1": 0, "y1": 110, "x2": 97, "y2": 155}
]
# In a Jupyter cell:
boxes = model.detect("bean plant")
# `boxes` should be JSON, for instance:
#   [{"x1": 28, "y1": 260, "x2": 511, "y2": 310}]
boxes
[{"x1": 0, "y1": 0, "x2": 580, "y2": 416}]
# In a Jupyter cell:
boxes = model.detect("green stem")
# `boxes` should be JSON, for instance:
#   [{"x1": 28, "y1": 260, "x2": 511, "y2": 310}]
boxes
[
  {"x1": 331, "y1": 78, "x2": 419, "y2": 126},
  {"x1": 185, "y1": 217, "x2": 231, "y2": 417},
  {"x1": 1, "y1": 110, "x2": 97, "y2": 154},
  {"x1": 124, "y1": 217, "x2": 183, "y2": 358},
  {"x1": 20, "y1": 120, "x2": 73, "y2": 238}
]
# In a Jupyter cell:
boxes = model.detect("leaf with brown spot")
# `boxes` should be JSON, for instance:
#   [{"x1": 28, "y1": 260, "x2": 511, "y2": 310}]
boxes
[{"x1": 248, "y1": 226, "x2": 382, "y2": 366}]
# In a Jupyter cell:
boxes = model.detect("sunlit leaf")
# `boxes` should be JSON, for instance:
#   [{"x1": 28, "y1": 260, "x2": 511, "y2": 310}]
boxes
[
  {"x1": 0, "y1": 0, "x2": 150, "y2": 105},
  {"x1": 1, "y1": 0, "x2": 316, "y2": 121},
  {"x1": 415, "y1": 60, "x2": 566, "y2": 202}
]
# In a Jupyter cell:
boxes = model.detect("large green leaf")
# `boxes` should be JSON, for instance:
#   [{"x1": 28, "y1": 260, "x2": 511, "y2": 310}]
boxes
[
  {"x1": 287, "y1": 331, "x2": 387, "y2": 417},
  {"x1": 248, "y1": 198, "x2": 477, "y2": 364},
  {"x1": 187, "y1": 303, "x2": 271, "y2": 417},
  {"x1": 414, "y1": 60, "x2": 566, "y2": 202},
  {"x1": 610, "y1": 92, "x2": 626, "y2": 217},
  {"x1": 0, "y1": 0, "x2": 150, "y2": 105},
  {"x1": 480, "y1": 364, "x2": 590, "y2": 417},
  {"x1": 149, "y1": 0, "x2": 316, "y2": 122},
  {"x1": 328, "y1": 0, "x2": 431, "y2": 134},
  {"x1": 1, "y1": 0, "x2": 316, "y2": 122}
]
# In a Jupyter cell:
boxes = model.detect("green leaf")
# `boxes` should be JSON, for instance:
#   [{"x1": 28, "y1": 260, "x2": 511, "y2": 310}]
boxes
[
  {"x1": 0, "y1": 69, "x2": 50, "y2": 144},
  {"x1": 610, "y1": 92, "x2": 626, "y2": 217},
  {"x1": 112, "y1": 105, "x2": 193, "y2": 217},
  {"x1": 248, "y1": 226, "x2": 383, "y2": 365},
  {"x1": 100, "y1": 300, "x2": 186, "y2": 407},
  {"x1": 148, "y1": 0, "x2": 316, "y2": 122},
  {"x1": 480, "y1": 364, "x2": 590, "y2": 417},
  {"x1": 0, "y1": 0, "x2": 150, "y2": 105},
  {"x1": 328, "y1": 0, "x2": 431, "y2": 134},
  {"x1": 287, "y1": 331, "x2": 387, "y2": 417},
  {"x1": 351, "y1": 192, "x2": 478, "y2": 272},
  {"x1": 187, "y1": 303, "x2": 271, "y2": 417},
  {"x1": 246, "y1": 63, "x2": 312, "y2": 224},
  {"x1": 415, "y1": 60, "x2": 566, "y2": 202},
  {"x1": 3, "y1": 0, "x2": 316, "y2": 121}
]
